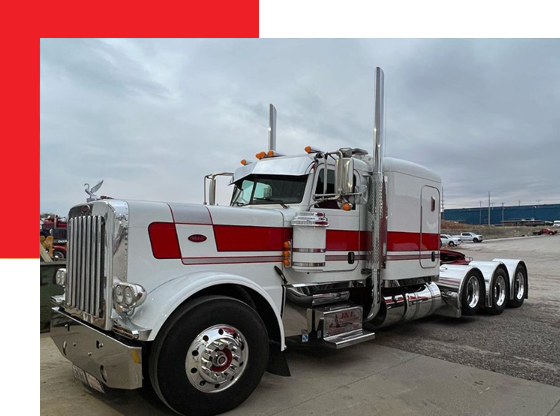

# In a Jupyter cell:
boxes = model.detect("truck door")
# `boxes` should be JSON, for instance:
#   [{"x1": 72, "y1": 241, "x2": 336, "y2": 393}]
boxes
[
  {"x1": 420, "y1": 185, "x2": 440, "y2": 269},
  {"x1": 311, "y1": 167, "x2": 361, "y2": 272}
]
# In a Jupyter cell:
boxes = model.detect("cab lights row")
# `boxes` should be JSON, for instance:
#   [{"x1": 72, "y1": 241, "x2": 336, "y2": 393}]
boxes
[{"x1": 240, "y1": 146, "x2": 322, "y2": 165}]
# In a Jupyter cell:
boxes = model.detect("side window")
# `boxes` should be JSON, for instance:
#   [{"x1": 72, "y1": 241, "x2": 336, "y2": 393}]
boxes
[{"x1": 315, "y1": 168, "x2": 336, "y2": 195}]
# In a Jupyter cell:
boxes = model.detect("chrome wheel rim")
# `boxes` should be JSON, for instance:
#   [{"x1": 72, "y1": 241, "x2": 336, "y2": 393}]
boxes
[
  {"x1": 466, "y1": 275, "x2": 480, "y2": 309},
  {"x1": 186, "y1": 324, "x2": 248, "y2": 393},
  {"x1": 514, "y1": 272, "x2": 525, "y2": 300},
  {"x1": 494, "y1": 275, "x2": 507, "y2": 306}
]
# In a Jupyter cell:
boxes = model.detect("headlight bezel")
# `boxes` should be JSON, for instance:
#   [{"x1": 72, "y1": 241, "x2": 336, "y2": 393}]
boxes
[{"x1": 113, "y1": 282, "x2": 146, "y2": 314}]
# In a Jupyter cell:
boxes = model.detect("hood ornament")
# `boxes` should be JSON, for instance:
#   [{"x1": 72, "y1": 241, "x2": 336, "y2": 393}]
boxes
[{"x1": 84, "y1": 180, "x2": 104, "y2": 202}]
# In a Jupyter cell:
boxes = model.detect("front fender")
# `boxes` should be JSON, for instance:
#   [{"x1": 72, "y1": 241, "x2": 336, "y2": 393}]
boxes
[{"x1": 129, "y1": 271, "x2": 285, "y2": 347}]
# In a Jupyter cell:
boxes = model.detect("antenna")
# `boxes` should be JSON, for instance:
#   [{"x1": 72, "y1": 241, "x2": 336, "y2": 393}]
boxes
[{"x1": 268, "y1": 104, "x2": 277, "y2": 152}]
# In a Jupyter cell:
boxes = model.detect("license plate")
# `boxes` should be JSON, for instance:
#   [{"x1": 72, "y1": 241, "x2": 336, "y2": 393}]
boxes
[{"x1": 72, "y1": 365, "x2": 105, "y2": 393}]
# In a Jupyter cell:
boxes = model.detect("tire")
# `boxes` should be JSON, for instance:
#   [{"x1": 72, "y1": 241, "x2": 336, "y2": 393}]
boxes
[
  {"x1": 473, "y1": 238, "x2": 479, "y2": 243},
  {"x1": 53, "y1": 250, "x2": 65, "y2": 260},
  {"x1": 149, "y1": 296, "x2": 269, "y2": 416},
  {"x1": 448, "y1": 241, "x2": 455, "y2": 247},
  {"x1": 488, "y1": 268, "x2": 508, "y2": 315},
  {"x1": 507, "y1": 266, "x2": 527, "y2": 308},
  {"x1": 461, "y1": 273, "x2": 482, "y2": 316}
]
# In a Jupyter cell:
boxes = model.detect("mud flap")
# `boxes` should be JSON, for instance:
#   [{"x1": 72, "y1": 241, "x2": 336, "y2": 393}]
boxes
[{"x1": 266, "y1": 342, "x2": 291, "y2": 377}]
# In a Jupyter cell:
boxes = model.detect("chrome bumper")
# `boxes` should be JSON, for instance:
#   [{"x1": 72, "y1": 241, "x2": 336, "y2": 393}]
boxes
[{"x1": 50, "y1": 307, "x2": 143, "y2": 389}]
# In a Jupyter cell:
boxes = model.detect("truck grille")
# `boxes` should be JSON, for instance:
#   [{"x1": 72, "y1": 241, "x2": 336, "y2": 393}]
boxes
[{"x1": 66, "y1": 215, "x2": 106, "y2": 320}]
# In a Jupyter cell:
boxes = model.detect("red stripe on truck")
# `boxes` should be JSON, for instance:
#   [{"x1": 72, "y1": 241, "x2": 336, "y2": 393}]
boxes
[
  {"x1": 387, "y1": 231, "x2": 440, "y2": 251},
  {"x1": 213, "y1": 224, "x2": 292, "y2": 252},
  {"x1": 148, "y1": 222, "x2": 182, "y2": 259}
]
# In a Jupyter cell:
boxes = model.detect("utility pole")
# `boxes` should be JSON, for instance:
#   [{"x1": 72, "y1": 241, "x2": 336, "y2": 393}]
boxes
[
  {"x1": 488, "y1": 191, "x2": 491, "y2": 226},
  {"x1": 518, "y1": 200, "x2": 521, "y2": 207},
  {"x1": 501, "y1": 202, "x2": 504, "y2": 225},
  {"x1": 479, "y1": 201, "x2": 482, "y2": 224}
]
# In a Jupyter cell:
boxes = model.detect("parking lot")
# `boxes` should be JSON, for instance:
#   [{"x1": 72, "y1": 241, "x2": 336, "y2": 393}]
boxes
[
  {"x1": 377, "y1": 234, "x2": 560, "y2": 387},
  {"x1": 41, "y1": 235, "x2": 560, "y2": 416}
]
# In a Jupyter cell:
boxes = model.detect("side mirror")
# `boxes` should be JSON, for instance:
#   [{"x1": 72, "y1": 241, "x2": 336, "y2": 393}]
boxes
[{"x1": 335, "y1": 157, "x2": 354, "y2": 195}]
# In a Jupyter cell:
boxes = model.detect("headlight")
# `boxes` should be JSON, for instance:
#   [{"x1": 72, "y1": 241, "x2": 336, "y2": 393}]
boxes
[
  {"x1": 124, "y1": 286, "x2": 134, "y2": 306},
  {"x1": 114, "y1": 285, "x2": 124, "y2": 304},
  {"x1": 113, "y1": 282, "x2": 147, "y2": 313},
  {"x1": 55, "y1": 268, "x2": 67, "y2": 286}
]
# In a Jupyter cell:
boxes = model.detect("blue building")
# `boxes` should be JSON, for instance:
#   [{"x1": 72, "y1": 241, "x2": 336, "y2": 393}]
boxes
[{"x1": 443, "y1": 203, "x2": 560, "y2": 225}]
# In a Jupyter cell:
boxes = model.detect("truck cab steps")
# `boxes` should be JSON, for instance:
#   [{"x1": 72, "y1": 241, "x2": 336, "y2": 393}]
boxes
[{"x1": 322, "y1": 329, "x2": 375, "y2": 349}]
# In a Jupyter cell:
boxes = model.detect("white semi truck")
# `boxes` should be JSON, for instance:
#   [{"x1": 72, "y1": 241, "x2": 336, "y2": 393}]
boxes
[{"x1": 50, "y1": 68, "x2": 528, "y2": 416}]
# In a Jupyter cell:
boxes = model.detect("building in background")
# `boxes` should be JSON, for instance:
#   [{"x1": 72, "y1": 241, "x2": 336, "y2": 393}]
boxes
[{"x1": 443, "y1": 203, "x2": 560, "y2": 225}]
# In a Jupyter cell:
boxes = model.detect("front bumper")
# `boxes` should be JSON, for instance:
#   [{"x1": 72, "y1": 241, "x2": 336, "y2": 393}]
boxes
[{"x1": 50, "y1": 307, "x2": 143, "y2": 389}]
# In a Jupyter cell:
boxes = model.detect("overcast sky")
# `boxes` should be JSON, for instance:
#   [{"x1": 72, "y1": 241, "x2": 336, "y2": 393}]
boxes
[{"x1": 40, "y1": 39, "x2": 560, "y2": 215}]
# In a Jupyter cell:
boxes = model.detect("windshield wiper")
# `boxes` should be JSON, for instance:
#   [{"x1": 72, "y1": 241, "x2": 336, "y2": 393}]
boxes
[{"x1": 254, "y1": 198, "x2": 289, "y2": 208}]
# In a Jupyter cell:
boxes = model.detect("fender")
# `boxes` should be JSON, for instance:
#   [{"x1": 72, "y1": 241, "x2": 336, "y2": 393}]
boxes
[
  {"x1": 469, "y1": 260, "x2": 508, "y2": 308},
  {"x1": 437, "y1": 264, "x2": 483, "y2": 317},
  {"x1": 129, "y1": 271, "x2": 286, "y2": 349},
  {"x1": 492, "y1": 259, "x2": 528, "y2": 300}
]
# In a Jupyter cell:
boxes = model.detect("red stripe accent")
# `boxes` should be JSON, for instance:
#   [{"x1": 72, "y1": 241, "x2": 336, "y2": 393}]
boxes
[
  {"x1": 387, "y1": 232, "x2": 440, "y2": 251},
  {"x1": 213, "y1": 225, "x2": 292, "y2": 252},
  {"x1": 148, "y1": 222, "x2": 181, "y2": 259}
]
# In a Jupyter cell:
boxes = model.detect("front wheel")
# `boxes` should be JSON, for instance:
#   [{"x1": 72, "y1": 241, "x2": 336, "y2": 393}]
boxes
[
  {"x1": 473, "y1": 238, "x2": 479, "y2": 243},
  {"x1": 149, "y1": 296, "x2": 269, "y2": 416},
  {"x1": 448, "y1": 241, "x2": 455, "y2": 247}
]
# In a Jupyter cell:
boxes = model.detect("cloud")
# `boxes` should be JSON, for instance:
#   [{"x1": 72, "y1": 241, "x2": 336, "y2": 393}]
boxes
[{"x1": 40, "y1": 39, "x2": 560, "y2": 215}]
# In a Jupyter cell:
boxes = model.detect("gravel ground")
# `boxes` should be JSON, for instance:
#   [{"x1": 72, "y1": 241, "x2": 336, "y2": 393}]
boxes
[{"x1": 375, "y1": 235, "x2": 560, "y2": 387}]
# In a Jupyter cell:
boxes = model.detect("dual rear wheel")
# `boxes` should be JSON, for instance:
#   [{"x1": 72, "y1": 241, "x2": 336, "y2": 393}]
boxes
[{"x1": 461, "y1": 266, "x2": 526, "y2": 316}]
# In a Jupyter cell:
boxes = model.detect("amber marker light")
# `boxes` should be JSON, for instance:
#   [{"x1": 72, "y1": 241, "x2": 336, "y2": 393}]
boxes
[
  {"x1": 267, "y1": 150, "x2": 274, "y2": 157},
  {"x1": 342, "y1": 202, "x2": 352, "y2": 211},
  {"x1": 241, "y1": 159, "x2": 247, "y2": 165},
  {"x1": 256, "y1": 151, "x2": 266, "y2": 159},
  {"x1": 283, "y1": 258, "x2": 291, "y2": 266},
  {"x1": 304, "y1": 146, "x2": 311, "y2": 153},
  {"x1": 283, "y1": 240, "x2": 292, "y2": 249}
]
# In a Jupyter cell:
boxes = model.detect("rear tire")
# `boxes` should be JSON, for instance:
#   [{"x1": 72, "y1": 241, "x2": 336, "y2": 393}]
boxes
[
  {"x1": 488, "y1": 269, "x2": 508, "y2": 315},
  {"x1": 149, "y1": 296, "x2": 269, "y2": 416},
  {"x1": 473, "y1": 238, "x2": 479, "y2": 243},
  {"x1": 449, "y1": 241, "x2": 455, "y2": 247},
  {"x1": 507, "y1": 266, "x2": 527, "y2": 308},
  {"x1": 53, "y1": 250, "x2": 65, "y2": 260},
  {"x1": 461, "y1": 273, "x2": 482, "y2": 316}
]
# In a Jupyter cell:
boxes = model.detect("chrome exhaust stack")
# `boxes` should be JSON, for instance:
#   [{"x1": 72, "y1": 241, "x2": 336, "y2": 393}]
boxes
[
  {"x1": 366, "y1": 67, "x2": 388, "y2": 322},
  {"x1": 268, "y1": 103, "x2": 277, "y2": 152}
]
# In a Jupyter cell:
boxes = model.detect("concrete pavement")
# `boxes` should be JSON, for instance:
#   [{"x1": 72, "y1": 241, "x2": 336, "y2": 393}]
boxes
[{"x1": 41, "y1": 333, "x2": 560, "y2": 416}]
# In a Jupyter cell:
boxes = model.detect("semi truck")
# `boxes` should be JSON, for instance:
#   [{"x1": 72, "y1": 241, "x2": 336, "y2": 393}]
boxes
[{"x1": 50, "y1": 68, "x2": 528, "y2": 416}]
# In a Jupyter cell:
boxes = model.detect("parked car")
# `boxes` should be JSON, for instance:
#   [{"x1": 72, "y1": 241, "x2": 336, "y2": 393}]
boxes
[
  {"x1": 553, "y1": 221, "x2": 560, "y2": 228},
  {"x1": 533, "y1": 228, "x2": 558, "y2": 235},
  {"x1": 452, "y1": 232, "x2": 484, "y2": 243},
  {"x1": 440, "y1": 234, "x2": 461, "y2": 247}
]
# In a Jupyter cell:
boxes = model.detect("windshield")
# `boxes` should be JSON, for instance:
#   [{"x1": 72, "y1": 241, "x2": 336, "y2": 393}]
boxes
[{"x1": 231, "y1": 174, "x2": 307, "y2": 206}]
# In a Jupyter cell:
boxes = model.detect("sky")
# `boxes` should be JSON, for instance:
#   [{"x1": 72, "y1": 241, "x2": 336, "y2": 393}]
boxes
[{"x1": 40, "y1": 39, "x2": 560, "y2": 216}]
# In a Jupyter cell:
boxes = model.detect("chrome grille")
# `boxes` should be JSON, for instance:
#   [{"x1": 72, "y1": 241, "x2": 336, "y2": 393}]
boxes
[{"x1": 66, "y1": 215, "x2": 106, "y2": 319}]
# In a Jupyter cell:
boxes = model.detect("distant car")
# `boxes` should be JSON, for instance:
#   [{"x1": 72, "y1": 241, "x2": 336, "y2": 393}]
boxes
[
  {"x1": 440, "y1": 234, "x2": 461, "y2": 247},
  {"x1": 553, "y1": 221, "x2": 560, "y2": 228},
  {"x1": 533, "y1": 228, "x2": 558, "y2": 235},
  {"x1": 453, "y1": 232, "x2": 484, "y2": 243}
]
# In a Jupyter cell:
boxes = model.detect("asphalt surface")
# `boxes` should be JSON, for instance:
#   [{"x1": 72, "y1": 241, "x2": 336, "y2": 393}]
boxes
[{"x1": 375, "y1": 234, "x2": 560, "y2": 387}]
